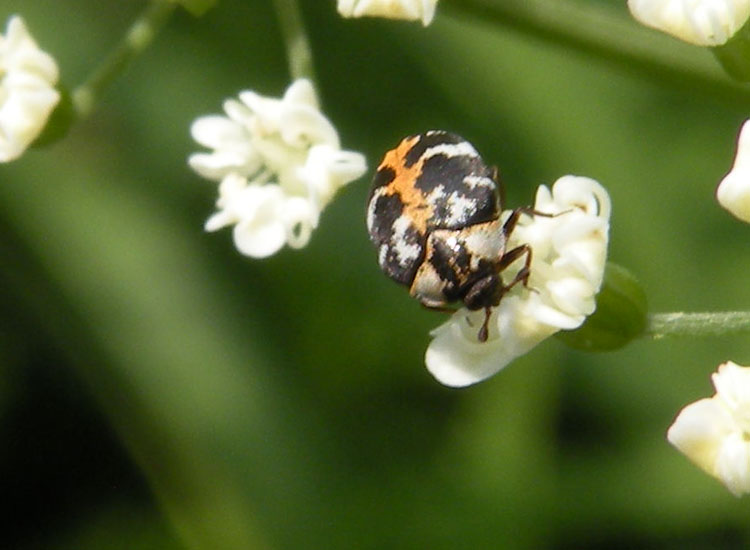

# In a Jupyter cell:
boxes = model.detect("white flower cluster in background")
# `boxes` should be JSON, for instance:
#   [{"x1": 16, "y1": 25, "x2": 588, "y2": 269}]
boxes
[
  {"x1": 627, "y1": 0, "x2": 750, "y2": 46},
  {"x1": 668, "y1": 361, "x2": 750, "y2": 496},
  {"x1": 717, "y1": 119, "x2": 750, "y2": 223},
  {"x1": 189, "y1": 79, "x2": 367, "y2": 258},
  {"x1": 0, "y1": 15, "x2": 60, "y2": 162},
  {"x1": 337, "y1": 0, "x2": 438, "y2": 26},
  {"x1": 426, "y1": 176, "x2": 611, "y2": 387}
]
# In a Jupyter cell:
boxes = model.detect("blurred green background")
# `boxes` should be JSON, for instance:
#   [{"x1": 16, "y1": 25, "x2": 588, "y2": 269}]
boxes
[{"x1": 2, "y1": 1, "x2": 750, "y2": 548}]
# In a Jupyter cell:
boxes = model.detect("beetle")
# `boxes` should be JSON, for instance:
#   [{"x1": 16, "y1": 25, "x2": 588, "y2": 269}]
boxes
[{"x1": 366, "y1": 130, "x2": 541, "y2": 342}]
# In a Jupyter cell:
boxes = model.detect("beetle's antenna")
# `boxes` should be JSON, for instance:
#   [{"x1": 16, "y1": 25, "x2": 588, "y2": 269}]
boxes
[{"x1": 492, "y1": 166, "x2": 505, "y2": 209}]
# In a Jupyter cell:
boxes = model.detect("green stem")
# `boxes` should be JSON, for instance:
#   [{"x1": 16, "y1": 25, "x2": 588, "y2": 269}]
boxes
[
  {"x1": 443, "y1": 0, "x2": 750, "y2": 105},
  {"x1": 71, "y1": 0, "x2": 177, "y2": 118},
  {"x1": 644, "y1": 312, "x2": 750, "y2": 339},
  {"x1": 270, "y1": 0, "x2": 316, "y2": 83}
]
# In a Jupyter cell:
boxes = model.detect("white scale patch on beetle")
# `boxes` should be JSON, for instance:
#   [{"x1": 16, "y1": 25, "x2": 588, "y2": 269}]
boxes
[
  {"x1": 392, "y1": 214, "x2": 422, "y2": 266},
  {"x1": 410, "y1": 260, "x2": 447, "y2": 307},
  {"x1": 422, "y1": 141, "x2": 479, "y2": 160},
  {"x1": 444, "y1": 235, "x2": 460, "y2": 253},
  {"x1": 462, "y1": 221, "x2": 504, "y2": 270},
  {"x1": 425, "y1": 184, "x2": 446, "y2": 209},
  {"x1": 378, "y1": 243, "x2": 389, "y2": 268},
  {"x1": 366, "y1": 187, "x2": 385, "y2": 234},
  {"x1": 445, "y1": 192, "x2": 477, "y2": 226},
  {"x1": 463, "y1": 175, "x2": 494, "y2": 189}
]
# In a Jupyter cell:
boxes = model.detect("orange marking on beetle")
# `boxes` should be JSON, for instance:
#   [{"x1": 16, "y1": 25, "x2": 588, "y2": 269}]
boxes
[{"x1": 378, "y1": 135, "x2": 433, "y2": 234}]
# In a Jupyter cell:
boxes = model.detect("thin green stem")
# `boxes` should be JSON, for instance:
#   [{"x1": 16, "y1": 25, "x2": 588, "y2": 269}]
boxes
[
  {"x1": 644, "y1": 312, "x2": 750, "y2": 339},
  {"x1": 71, "y1": 0, "x2": 177, "y2": 118},
  {"x1": 443, "y1": 0, "x2": 750, "y2": 105},
  {"x1": 270, "y1": 0, "x2": 316, "y2": 83}
]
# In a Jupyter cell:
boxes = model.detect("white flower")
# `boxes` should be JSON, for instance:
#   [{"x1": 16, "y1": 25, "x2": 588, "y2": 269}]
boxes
[
  {"x1": 627, "y1": 0, "x2": 750, "y2": 46},
  {"x1": 717, "y1": 119, "x2": 750, "y2": 223},
  {"x1": 337, "y1": 0, "x2": 438, "y2": 26},
  {"x1": 189, "y1": 79, "x2": 367, "y2": 258},
  {"x1": 667, "y1": 361, "x2": 750, "y2": 496},
  {"x1": 426, "y1": 176, "x2": 611, "y2": 388},
  {"x1": 0, "y1": 15, "x2": 60, "y2": 162}
]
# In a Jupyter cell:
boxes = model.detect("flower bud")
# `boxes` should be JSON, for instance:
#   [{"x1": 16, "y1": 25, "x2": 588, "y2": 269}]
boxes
[
  {"x1": 555, "y1": 263, "x2": 647, "y2": 352},
  {"x1": 175, "y1": 0, "x2": 218, "y2": 16}
]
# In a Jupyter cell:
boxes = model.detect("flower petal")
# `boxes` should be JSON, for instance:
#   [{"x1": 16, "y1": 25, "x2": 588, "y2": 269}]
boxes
[
  {"x1": 300, "y1": 144, "x2": 367, "y2": 209},
  {"x1": 712, "y1": 361, "x2": 750, "y2": 431},
  {"x1": 282, "y1": 196, "x2": 316, "y2": 249},
  {"x1": 0, "y1": 15, "x2": 59, "y2": 162},
  {"x1": 426, "y1": 304, "x2": 528, "y2": 387},
  {"x1": 628, "y1": 0, "x2": 750, "y2": 46},
  {"x1": 227, "y1": 184, "x2": 287, "y2": 258},
  {"x1": 190, "y1": 115, "x2": 248, "y2": 149},
  {"x1": 714, "y1": 431, "x2": 750, "y2": 496},
  {"x1": 717, "y1": 120, "x2": 750, "y2": 223},
  {"x1": 282, "y1": 78, "x2": 320, "y2": 110},
  {"x1": 667, "y1": 397, "x2": 734, "y2": 475},
  {"x1": 337, "y1": 0, "x2": 439, "y2": 25},
  {"x1": 280, "y1": 105, "x2": 339, "y2": 149},
  {"x1": 233, "y1": 216, "x2": 287, "y2": 258},
  {"x1": 426, "y1": 297, "x2": 560, "y2": 387}
]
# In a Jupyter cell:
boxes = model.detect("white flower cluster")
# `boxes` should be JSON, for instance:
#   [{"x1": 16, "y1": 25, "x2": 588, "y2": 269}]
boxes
[
  {"x1": 337, "y1": 0, "x2": 438, "y2": 26},
  {"x1": 189, "y1": 79, "x2": 367, "y2": 258},
  {"x1": 426, "y1": 176, "x2": 611, "y2": 387},
  {"x1": 628, "y1": 0, "x2": 750, "y2": 46},
  {"x1": 717, "y1": 119, "x2": 750, "y2": 223},
  {"x1": 668, "y1": 361, "x2": 750, "y2": 496},
  {"x1": 0, "y1": 15, "x2": 60, "y2": 162}
]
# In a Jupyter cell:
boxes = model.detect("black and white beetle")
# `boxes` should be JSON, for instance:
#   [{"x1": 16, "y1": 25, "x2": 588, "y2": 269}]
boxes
[{"x1": 366, "y1": 130, "x2": 546, "y2": 342}]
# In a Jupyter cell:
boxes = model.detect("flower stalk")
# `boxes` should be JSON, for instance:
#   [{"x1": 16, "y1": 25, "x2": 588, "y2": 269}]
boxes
[
  {"x1": 644, "y1": 312, "x2": 750, "y2": 339},
  {"x1": 270, "y1": 0, "x2": 316, "y2": 83},
  {"x1": 71, "y1": 0, "x2": 177, "y2": 118}
]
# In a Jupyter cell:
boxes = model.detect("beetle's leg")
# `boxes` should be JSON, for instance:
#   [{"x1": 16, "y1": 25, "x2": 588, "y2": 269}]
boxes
[
  {"x1": 501, "y1": 207, "x2": 523, "y2": 237},
  {"x1": 472, "y1": 246, "x2": 533, "y2": 343},
  {"x1": 497, "y1": 244, "x2": 534, "y2": 291},
  {"x1": 477, "y1": 306, "x2": 492, "y2": 342},
  {"x1": 516, "y1": 206, "x2": 557, "y2": 218},
  {"x1": 503, "y1": 207, "x2": 565, "y2": 240}
]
